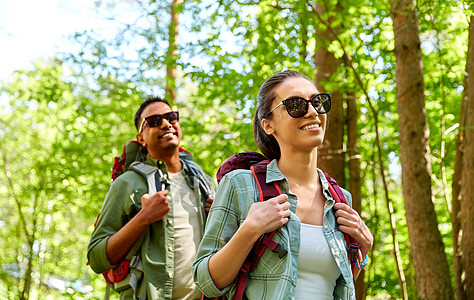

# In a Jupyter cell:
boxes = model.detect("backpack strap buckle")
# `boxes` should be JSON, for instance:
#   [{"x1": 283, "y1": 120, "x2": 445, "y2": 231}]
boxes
[
  {"x1": 274, "y1": 243, "x2": 288, "y2": 259},
  {"x1": 239, "y1": 261, "x2": 251, "y2": 277},
  {"x1": 348, "y1": 242, "x2": 360, "y2": 262},
  {"x1": 349, "y1": 242, "x2": 360, "y2": 253},
  {"x1": 261, "y1": 235, "x2": 287, "y2": 259}
]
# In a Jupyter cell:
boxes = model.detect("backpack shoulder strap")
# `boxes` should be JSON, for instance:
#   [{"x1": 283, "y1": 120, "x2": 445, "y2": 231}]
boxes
[
  {"x1": 233, "y1": 161, "x2": 286, "y2": 300},
  {"x1": 116, "y1": 162, "x2": 165, "y2": 260},
  {"x1": 178, "y1": 146, "x2": 193, "y2": 160},
  {"x1": 324, "y1": 173, "x2": 348, "y2": 205},
  {"x1": 130, "y1": 162, "x2": 166, "y2": 196},
  {"x1": 250, "y1": 162, "x2": 281, "y2": 201},
  {"x1": 250, "y1": 163, "x2": 287, "y2": 258},
  {"x1": 124, "y1": 232, "x2": 146, "y2": 260},
  {"x1": 119, "y1": 163, "x2": 166, "y2": 260},
  {"x1": 323, "y1": 172, "x2": 360, "y2": 279},
  {"x1": 181, "y1": 159, "x2": 214, "y2": 200}
]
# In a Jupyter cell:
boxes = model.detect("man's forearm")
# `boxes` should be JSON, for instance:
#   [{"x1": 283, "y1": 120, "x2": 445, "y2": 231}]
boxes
[{"x1": 106, "y1": 212, "x2": 149, "y2": 264}]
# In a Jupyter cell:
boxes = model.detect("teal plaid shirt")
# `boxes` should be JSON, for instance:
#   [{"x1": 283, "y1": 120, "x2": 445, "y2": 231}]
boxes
[{"x1": 193, "y1": 159, "x2": 355, "y2": 300}]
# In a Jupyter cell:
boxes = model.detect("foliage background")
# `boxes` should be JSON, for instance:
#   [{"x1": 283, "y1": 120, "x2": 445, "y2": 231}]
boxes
[{"x1": 0, "y1": 0, "x2": 469, "y2": 299}]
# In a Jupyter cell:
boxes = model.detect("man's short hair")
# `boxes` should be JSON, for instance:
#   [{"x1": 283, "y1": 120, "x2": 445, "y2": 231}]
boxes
[{"x1": 134, "y1": 97, "x2": 171, "y2": 131}]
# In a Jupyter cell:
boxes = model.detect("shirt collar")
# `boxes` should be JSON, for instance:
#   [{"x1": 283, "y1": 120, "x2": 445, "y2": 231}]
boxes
[
  {"x1": 145, "y1": 155, "x2": 165, "y2": 168},
  {"x1": 266, "y1": 159, "x2": 333, "y2": 199},
  {"x1": 265, "y1": 159, "x2": 286, "y2": 183},
  {"x1": 317, "y1": 168, "x2": 334, "y2": 199},
  {"x1": 145, "y1": 154, "x2": 192, "y2": 176}
]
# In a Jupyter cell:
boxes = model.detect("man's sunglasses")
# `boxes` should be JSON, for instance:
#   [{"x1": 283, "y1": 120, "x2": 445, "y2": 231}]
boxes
[
  {"x1": 138, "y1": 111, "x2": 179, "y2": 133},
  {"x1": 265, "y1": 93, "x2": 331, "y2": 118}
]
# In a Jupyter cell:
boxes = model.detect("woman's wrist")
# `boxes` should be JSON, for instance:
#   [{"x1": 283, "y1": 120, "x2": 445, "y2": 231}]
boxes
[{"x1": 240, "y1": 219, "x2": 265, "y2": 242}]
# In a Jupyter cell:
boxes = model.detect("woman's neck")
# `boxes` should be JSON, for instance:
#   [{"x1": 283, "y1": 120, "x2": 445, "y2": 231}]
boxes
[{"x1": 277, "y1": 148, "x2": 319, "y2": 186}]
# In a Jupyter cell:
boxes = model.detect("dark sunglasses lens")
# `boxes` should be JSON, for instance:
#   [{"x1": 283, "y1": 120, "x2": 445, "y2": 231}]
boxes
[
  {"x1": 165, "y1": 111, "x2": 179, "y2": 123},
  {"x1": 285, "y1": 98, "x2": 307, "y2": 118},
  {"x1": 146, "y1": 112, "x2": 179, "y2": 128},
  {"x1": 312, "y1": 94, "x2": 331, "y2": 114},
  {"x1": 146, "y1": 115, "x2": 163, "y2": 127}
]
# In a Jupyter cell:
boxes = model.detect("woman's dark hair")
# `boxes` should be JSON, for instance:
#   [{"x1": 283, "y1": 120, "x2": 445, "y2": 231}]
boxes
[
  {"x1": 253, "y1": 70, "x2": 312, "y2": 160},
  {"x1": 134, "y1": 97, "x2": 171, "y2": 131}
]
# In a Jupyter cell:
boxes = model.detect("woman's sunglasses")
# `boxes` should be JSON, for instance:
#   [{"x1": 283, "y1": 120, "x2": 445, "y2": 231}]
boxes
[
  {"x1": 138, "y1": 111, "x2": 179, "y2": 133},
  {"x1": 265, "y1": 93, "x2": 331, "y2": 118}
]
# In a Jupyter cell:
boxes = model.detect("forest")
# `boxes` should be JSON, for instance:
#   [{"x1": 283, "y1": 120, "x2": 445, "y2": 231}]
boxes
[{"x1": 0, "y1": 0, "x2": 472, "y2": 299}]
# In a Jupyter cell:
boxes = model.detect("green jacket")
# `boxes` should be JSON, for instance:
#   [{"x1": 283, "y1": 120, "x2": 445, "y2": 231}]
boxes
[{"x1": 88, "y1": 155, "x2": 215, "y2": 299}]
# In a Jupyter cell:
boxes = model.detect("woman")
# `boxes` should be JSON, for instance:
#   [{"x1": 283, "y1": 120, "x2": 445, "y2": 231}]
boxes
[{"x1": 193, "y1": 70, "x2": 373, "y2": 299}]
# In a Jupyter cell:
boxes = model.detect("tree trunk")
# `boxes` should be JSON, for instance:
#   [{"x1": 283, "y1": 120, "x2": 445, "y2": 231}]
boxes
[
  {"x1": 452, "y1": 16, "x2": 471, "y2": 300},
  {"x1": 391, "y1": 0, "x2": 454, "y2": 299},
  {"x1": 314, "y1": 4, "x2": 345, "y2": 186},
  {"x1": 347, "y1": 91, "x2": 365, "y2": 299},
  {"x1": 460, "y1": 15, "x2": 474, "y2": 300},
  {"x1": 165, "y1": 0, "x2": 184, "y2": 105},
  {"x1": 346, "y1": 91, "x2": 362, "y2": 212}
]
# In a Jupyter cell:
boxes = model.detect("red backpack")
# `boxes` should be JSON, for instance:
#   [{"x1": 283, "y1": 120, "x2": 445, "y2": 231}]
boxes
[{"x1": 210, "y1": 152, "x2": 360, "y2": 300}]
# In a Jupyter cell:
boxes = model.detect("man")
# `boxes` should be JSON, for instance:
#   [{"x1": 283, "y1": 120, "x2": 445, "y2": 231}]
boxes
[{"x1": 88, "y1": 97, "x2": 215, "y2": 299}]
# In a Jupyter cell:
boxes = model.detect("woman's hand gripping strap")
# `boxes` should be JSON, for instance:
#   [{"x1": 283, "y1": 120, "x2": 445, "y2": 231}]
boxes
[{"x1": 324, "y1": 173, "x2": 361, "y2": 278}]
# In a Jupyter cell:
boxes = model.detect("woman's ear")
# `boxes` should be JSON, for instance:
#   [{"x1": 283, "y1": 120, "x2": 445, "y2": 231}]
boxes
[{"x1": 261, "y1": 118, "x2": 274, "y2": 135}]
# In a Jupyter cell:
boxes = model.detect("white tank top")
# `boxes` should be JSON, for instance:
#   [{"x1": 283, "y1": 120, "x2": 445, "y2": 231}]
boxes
[{"x1": 295, "y1": 223, "x2": 341, "y2": 299}]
